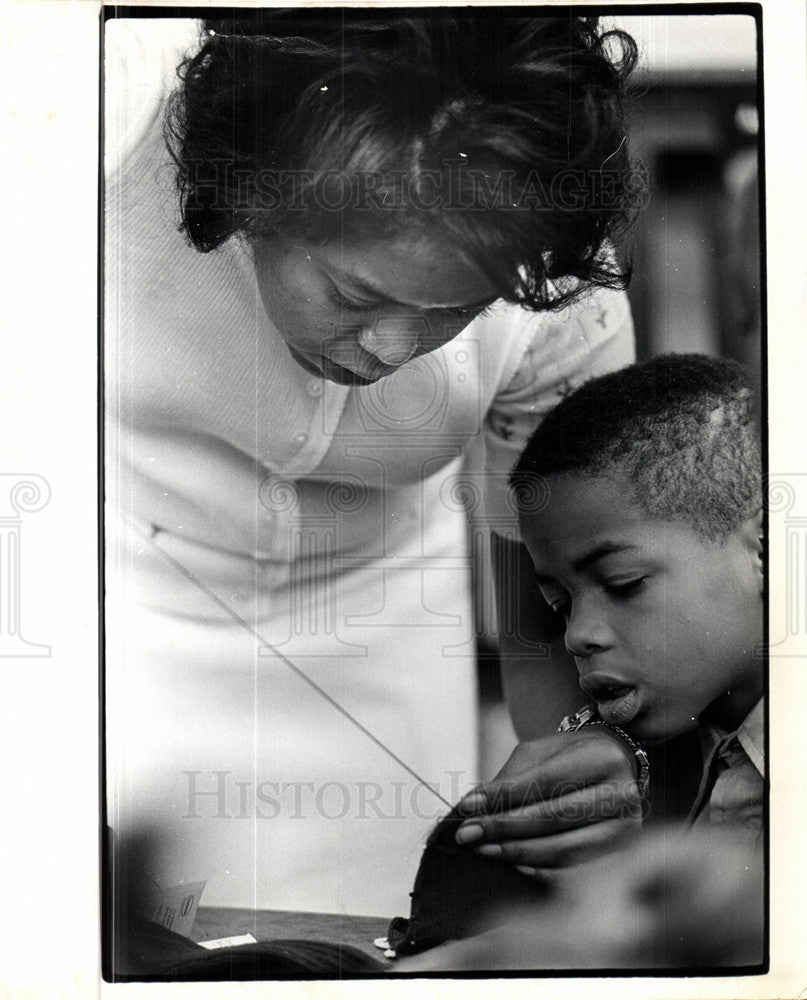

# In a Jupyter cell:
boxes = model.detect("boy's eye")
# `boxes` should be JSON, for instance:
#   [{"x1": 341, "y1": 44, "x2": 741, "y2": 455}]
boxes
[
  {"x1": 606, "y1": 577, "x2": 646, "y2": 598},
  {"x1": 552, "y1": 598, "x2": 571, "y2": 619},
  {"x1": 539, "y1": 588, "x2": 571, "y2": 619}
]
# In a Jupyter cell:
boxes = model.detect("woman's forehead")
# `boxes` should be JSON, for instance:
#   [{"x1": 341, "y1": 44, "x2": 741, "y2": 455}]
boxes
[{"x1": 313, "y1": 234, "x2": 498, "y2": 309}]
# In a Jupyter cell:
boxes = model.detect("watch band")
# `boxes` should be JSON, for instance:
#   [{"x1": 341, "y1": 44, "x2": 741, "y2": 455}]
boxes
[
  {"x1": 557, "y1": 704, "x2": 599, "y2": 732},
  {"x1": 557, "y1": 704, "x2": 650, "y2": 800}
]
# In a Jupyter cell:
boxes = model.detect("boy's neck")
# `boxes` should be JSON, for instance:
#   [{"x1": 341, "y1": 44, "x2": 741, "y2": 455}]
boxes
[{"x1": 700, "y1": 673, "x2": 763, "y2": 734}]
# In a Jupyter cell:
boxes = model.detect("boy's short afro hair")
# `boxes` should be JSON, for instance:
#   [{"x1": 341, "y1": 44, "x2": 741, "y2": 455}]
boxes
[{"x1": 511, "y1": 354, "x2": 762, "y2": 540}]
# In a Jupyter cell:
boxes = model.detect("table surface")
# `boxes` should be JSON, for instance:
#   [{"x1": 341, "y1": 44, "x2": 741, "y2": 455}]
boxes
[{"x1": 192, "y1": 906, "x2": 393, "y2": 962}]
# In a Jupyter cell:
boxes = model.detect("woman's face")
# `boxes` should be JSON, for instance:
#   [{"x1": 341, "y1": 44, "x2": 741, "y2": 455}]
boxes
[{"x1": 253, "y1": 231, "x2": 500, "y2": 385}]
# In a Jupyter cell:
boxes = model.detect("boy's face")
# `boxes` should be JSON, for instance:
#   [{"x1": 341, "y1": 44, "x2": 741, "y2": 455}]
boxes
[{"x1": 519, "y1": 472, "x2": 763, "y2": 742}]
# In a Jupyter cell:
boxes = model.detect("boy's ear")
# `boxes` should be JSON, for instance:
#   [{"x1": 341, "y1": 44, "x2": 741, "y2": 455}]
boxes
[{"x1": 738, "y1": 508, "x2": 764, "y2": 590}]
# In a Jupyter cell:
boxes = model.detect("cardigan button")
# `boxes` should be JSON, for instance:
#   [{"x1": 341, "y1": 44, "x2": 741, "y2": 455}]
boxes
[{"x1": 306, "y1": 379, "x2": 324, "y2": 398}]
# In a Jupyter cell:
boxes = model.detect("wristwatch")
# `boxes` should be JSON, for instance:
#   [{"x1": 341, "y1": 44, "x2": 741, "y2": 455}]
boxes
[{"x1": 558, "y1": 704, "x2": 650, "y2": 800}]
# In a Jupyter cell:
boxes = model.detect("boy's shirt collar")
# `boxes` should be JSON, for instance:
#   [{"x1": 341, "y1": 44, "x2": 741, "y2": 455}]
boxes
[
  {"x1": 736, "y1": 698, "x2": 764, "y2": 777},
  {"x1": 688, "y1": 698, "x2": 765, "y2": 834},
  {"x1": 699, "y1": 698, "x2": 765, "y2": 777}
]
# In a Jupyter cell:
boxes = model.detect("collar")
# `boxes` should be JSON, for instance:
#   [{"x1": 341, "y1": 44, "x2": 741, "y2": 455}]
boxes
[{"x1": 700, "y1": 698, "x2": 765, "y2": 778}]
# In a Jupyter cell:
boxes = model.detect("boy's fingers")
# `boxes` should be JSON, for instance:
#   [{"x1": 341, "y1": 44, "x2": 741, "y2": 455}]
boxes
[
  {"x1": 472, "y1": 817, "x2": 633, "y2": 868},
  {"x1": 458, "y1": 729, "x2": 639, "y2": 816},
  {"x1": 456, "y1": 783, "x2": 642, "y2": 845},
  {"x1": 456, "y1": 783, "x2": 642, "y2": 844},
  {"x1": 456, "y1": 790, "x2": 489, "y2": 815},
  {"x1": 456, "y1": 764, "x2": 586, "y2": 817}
]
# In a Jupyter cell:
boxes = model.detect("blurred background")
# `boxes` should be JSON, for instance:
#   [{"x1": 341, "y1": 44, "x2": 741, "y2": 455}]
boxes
[
  {"x1": 616, "y1": 14, "x2": 761, "y2": 373},
  {"x1": 479, "y1": 12, "x2": 763, "y2": 788}
]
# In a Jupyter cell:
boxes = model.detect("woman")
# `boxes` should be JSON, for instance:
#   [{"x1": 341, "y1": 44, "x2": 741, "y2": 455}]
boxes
[{"x1": 106, "y1": 11, "x2": 640, "y2": 916}]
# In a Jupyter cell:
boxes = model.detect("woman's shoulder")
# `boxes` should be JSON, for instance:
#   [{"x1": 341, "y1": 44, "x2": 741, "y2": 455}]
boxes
[{"x1": 470, "y1": 285, "x2": 633, "y2": 400}]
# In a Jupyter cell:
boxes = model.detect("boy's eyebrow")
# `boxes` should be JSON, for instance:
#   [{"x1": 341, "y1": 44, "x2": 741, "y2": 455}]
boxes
[{"x1": 573, "y1": 542, "x2": 639, "y2": 573}]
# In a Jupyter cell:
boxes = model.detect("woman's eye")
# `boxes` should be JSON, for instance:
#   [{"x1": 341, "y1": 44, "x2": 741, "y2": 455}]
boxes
[
  {"x1": 443, "y1": 302, "x2": 494, "y2": 320},
  {"x1": 327, "y1": 284, "x2": 380, "y2": 312}
]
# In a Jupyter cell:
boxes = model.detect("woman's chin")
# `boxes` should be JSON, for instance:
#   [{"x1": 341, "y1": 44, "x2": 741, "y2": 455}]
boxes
[
  {"x1": 319, "y1": 361, "x2": 378, "y2": 386},
  {"x1": 287, "y1": 346, "x2": 392, "y2": 386}
]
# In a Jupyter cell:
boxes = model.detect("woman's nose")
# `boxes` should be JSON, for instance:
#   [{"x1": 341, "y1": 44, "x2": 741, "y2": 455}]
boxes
[
  {"x1": 357, "y1": 318, "x2": 421, "y2": 366},
  {"x1": 564, "y1": 603, "x2": 613, "y2": 658}
]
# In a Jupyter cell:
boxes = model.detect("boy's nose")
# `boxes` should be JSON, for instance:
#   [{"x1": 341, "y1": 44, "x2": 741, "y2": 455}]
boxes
[
  {"x1": 358, "y1": 319, "x2": 421, "y2": 366},
  {"x1": 564, "y1": 606, "x2": 613, "y2": 658}
]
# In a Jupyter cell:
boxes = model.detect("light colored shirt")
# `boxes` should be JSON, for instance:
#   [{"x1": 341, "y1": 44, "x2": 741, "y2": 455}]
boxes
[{"x1": 689, "y1": 699, "x2": 765, "y2": 842}]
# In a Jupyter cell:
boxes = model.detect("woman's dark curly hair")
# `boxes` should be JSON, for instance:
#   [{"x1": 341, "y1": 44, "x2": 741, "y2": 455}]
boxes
[{"x1": 165, "y1": 10, "x2": 642, "y2": 311}]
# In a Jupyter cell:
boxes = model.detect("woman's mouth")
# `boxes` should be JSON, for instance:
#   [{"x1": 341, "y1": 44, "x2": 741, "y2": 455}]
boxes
[
  {"x1": 287, "y1": 347, "x2": 392, "y2": 386},
  {"x1": 318, "y1": 355, "x2": 381, "y2": 386}
]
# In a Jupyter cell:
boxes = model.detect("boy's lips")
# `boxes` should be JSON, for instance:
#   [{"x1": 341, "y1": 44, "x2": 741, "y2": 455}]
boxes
[
  {"x1": 578, "y1": 672, "x2": 641, "y2": 726},
  {"x1": 596, "y1": 688, "x2": 640, "y2": 726}
]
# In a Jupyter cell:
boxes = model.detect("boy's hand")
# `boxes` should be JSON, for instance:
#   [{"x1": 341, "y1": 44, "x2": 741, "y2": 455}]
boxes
[
  {"x1": 398, "y1": 828, "x2": 762, "y2": 971},
  {"x1": 454, "y1": 727, "x2": 644, "y2": 871}
]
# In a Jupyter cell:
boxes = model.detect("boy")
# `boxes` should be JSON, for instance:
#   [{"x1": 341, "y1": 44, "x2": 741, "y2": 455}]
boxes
[
  {"x1": 385, "y1": 354, "x2": 764, "y2": 966},
  {"x1": 507, "y1": 353, "x2": 764, "y2": 841}
]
